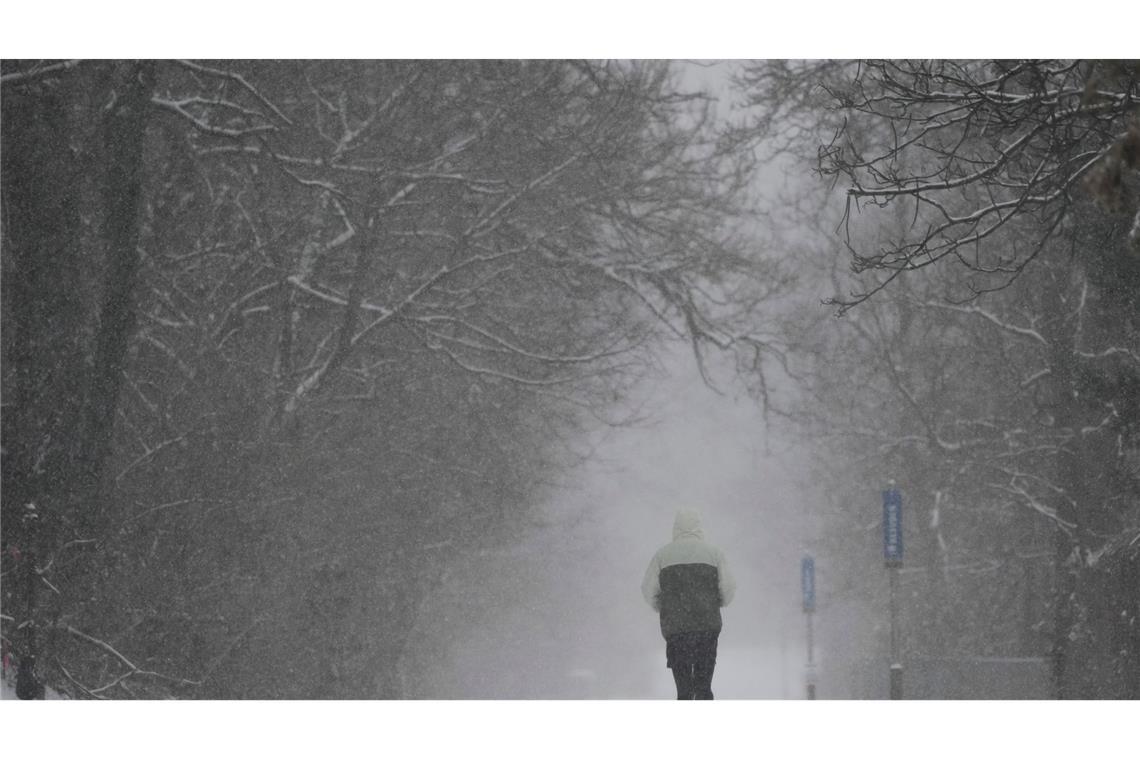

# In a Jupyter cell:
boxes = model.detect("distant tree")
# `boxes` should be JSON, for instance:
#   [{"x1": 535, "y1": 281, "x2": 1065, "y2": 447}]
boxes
[{"x1": 739, "y1": 59, "x2": 1140, "y2": 311}]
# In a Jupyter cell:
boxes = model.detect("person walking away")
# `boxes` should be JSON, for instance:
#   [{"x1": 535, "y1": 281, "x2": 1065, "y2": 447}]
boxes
[{"x1": 642, "y1": 508, "x2": 735, "y2": 699}]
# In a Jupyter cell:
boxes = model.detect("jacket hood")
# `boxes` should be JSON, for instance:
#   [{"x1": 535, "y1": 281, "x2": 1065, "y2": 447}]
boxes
[{"x1": 673, "y1": 509, "x2": 705, "y2": 541}]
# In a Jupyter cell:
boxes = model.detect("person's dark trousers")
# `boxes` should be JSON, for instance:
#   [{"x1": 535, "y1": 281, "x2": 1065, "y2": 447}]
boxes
[{"x1": 666, "y1": 630, "x2": 719, "y2": 699}]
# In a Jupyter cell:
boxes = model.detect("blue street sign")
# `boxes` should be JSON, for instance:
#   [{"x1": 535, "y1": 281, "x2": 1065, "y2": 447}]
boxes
[
  {"x1": 883, "y1": 488, "x2": 903, "y2": 567},
  {"x1": 801, "y1": 555, "x2": 815, "y2": 613}
]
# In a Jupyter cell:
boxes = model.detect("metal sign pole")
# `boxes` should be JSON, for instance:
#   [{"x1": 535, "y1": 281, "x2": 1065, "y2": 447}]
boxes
[
  {"x1": 780, "y1": 621, "x2": 789, "y2": 698},
  {"x1": 806, "y1": 611, "x2": 816, "y2": 700},
  {"x1": 801, "y1": 554, "x2": 816, "y2": 699},
  {"x1": 883, "y1": 484, "x2": 904, "y2": 700},
  {"x1": 889, "y1": 564, "x2": 902, "y2": 699}
]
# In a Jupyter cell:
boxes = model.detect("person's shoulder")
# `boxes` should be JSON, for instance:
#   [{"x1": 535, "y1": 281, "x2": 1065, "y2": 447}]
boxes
[
  {"x1": 703, "y1": 541, "x2": 727, "y2": 560},
  {"x1": 665, "y1": 537, "x2": 725, "y2": 562}
]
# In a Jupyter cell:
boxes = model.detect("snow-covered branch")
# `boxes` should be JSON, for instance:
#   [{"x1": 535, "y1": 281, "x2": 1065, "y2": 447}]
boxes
[
  {"x1": 285, "y1": 276, "x2": 391, "y2": 316},
  {"x1": 60, "y1": 625, "x2": 202, "y2": 694},
  {"x1": 414, "y1": 315, "x2": 631, "y2": 365},
  {"x1": 114, "y1": 434, "x2": 189, "y2": 482},
  {"x1": 919, "y1": 300, "x2": 1047, "y2": 344},
  {"x1": 0, "y1": 59, "x2": 83, "y2": 85},
  {"x1": 428, "y1": 343, "x2": 586, "y2": 388},
  {"x1": 152, "y1": 97, "x2": 277, "y2": 139},
  {"x1": 172, "y1": 60, "x2": 294, "y2": 126}
]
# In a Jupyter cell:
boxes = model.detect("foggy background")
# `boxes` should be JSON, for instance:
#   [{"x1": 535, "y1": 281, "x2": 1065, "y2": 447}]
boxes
[{"x1": 402, "y1": 345, "x2": 811, "y2": 699}]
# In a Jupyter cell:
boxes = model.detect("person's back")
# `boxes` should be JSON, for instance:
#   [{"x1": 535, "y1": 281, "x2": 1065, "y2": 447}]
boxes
[{"x1": 642, "y1": 509, "x2": 735, "y2": 699}]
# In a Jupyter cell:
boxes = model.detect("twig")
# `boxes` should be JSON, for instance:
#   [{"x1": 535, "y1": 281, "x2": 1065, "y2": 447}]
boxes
[
  {"x1": 0, "y1": 60, "x2": 83, "y2": 86},
  {"x1": 62, "y1": 625, "x2": 139, "y2": 671},
  {"x1": 115, "y1": 434, "x2": 188, "y2": 482},
  {"x1": 59, "y1": 662, "x2": 105, "y2": 700},
  {"x1": 172, "y1": 60, "x2": 294, "y2": 126},
  {"x1": 61, "y1": 625, "x2": 204, "y2": 690}
]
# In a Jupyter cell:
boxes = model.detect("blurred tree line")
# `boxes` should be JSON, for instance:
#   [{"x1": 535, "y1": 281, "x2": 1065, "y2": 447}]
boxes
[
  {"x1": 739, "y1": 59, "x2": 1140, "y2": 698},
  {"x1": 1, "y1": 60, "x2": 780, "y2": 698}
]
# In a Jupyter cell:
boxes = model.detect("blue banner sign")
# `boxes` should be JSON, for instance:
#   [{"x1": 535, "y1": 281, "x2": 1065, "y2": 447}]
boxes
[
  {"x1": 883, "y1": 488, "x2": 903, "y2": 567},
  {"x1": 801, "y1": 555, "x2": 815, "y2": 613}
]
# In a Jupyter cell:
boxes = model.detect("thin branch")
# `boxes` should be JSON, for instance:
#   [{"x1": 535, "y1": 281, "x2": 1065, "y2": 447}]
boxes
[
  {"x1": 1, "y1": 59, "x2": 83, "y2": 85},
  {"x1": 172, "y1": 60, "x2": 294, "y2": 126}
]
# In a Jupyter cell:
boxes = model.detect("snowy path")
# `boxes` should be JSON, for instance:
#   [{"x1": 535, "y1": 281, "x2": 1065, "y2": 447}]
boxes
[{"x1": 401, "y1": 350, "x2": 812, "y2": 699}]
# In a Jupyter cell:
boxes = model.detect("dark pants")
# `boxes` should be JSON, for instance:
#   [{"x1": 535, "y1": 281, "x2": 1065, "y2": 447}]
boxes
[{"x1": 666, "y1": 631, "x2": 718, "y2": 700}]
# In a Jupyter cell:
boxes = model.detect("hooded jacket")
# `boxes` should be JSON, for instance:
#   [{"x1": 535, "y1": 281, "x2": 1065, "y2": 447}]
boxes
[{"x1": 641, "y1": 509, "x2": 736, "y2": 638}]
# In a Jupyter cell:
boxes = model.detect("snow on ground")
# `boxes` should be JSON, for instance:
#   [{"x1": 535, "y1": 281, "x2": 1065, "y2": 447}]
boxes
[{"x1": 643, "y1": 644, "x2": 796, "y2": 699}]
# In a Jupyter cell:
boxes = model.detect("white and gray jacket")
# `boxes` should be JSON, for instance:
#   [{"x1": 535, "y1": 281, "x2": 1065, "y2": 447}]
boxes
[{"x1": 642, "y1": 509, "x2": 736, "y2": 638}]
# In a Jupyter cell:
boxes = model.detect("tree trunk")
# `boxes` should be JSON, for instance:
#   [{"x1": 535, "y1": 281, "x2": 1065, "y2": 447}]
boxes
[
  {"x1": 1, "y1": 60, "x2": 155, "y2": 698},
  {"x1": 79, "y1": 60, "x2": 157, "y2": 523},
  {"x1": 1, "y1": 65, "x2": 88, "y2": 699}
]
